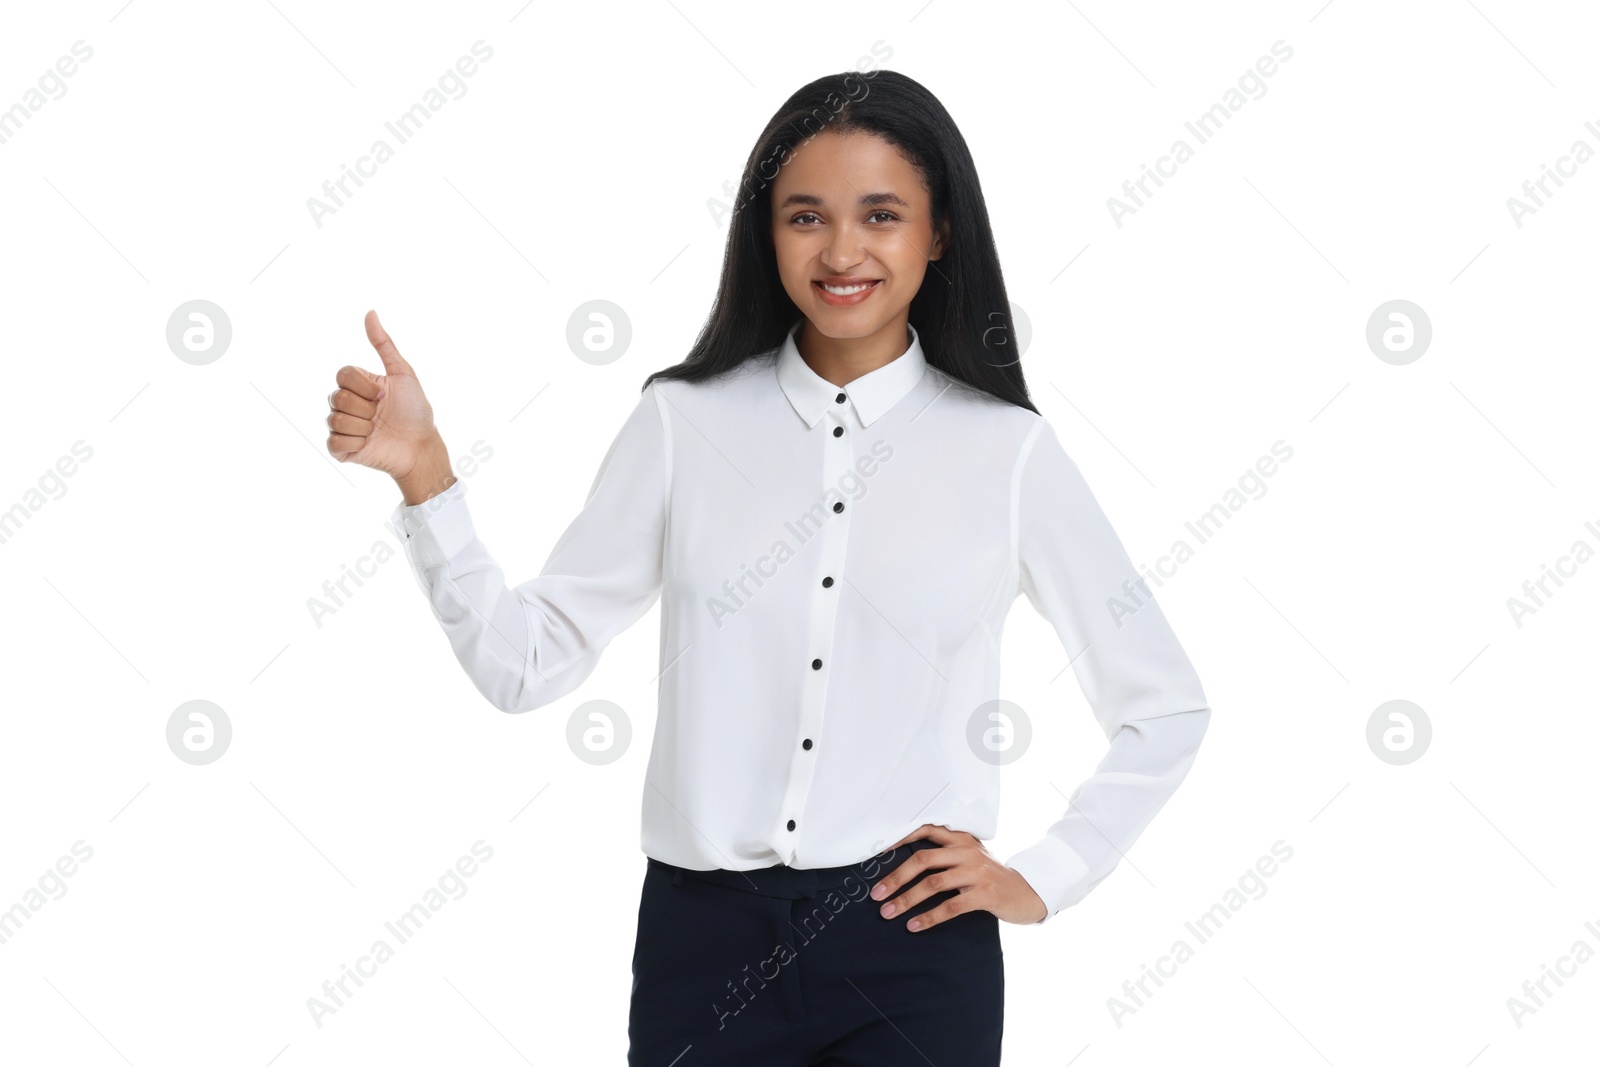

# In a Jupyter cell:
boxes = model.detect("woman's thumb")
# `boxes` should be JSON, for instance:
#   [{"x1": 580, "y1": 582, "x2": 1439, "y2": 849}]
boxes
[{"x1": 364, "y1": 309, "x2": 412, "y2": 377}]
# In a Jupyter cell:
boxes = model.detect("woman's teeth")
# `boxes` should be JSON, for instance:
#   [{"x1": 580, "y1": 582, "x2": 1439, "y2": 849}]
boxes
[{"x1": 819, "y1": 281, "x2": 879, "y2": 294}]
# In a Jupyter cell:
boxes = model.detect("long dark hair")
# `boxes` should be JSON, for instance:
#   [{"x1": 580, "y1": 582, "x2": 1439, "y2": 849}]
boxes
[{"x1": 641, "y1": 68, "x2": 1037, "y2": 415}]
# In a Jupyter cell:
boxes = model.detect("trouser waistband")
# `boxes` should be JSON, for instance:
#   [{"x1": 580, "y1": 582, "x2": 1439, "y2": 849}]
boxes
[{"x1": 647, "y1": 838, "x2": 940, "y2": 901}]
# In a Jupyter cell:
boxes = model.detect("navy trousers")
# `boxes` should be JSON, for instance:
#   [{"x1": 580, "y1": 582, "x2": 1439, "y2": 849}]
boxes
[{"x1": 628, "y1": 838, "x2": 1004, "y2": 1065}]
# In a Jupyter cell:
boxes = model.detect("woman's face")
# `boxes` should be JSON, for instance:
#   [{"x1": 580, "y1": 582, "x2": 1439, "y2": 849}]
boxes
[{"x1": 770, "y1": 129, "x2": 946, "y2": 342}]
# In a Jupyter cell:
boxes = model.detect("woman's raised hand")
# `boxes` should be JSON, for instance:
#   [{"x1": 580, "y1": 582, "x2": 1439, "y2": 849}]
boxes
[{"x1": 326, "y1": 311, "x2": 454, "y2": 504}]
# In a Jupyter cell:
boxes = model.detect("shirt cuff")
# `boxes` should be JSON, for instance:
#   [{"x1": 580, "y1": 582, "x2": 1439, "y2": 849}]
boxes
[
  {"x1": 388, "y1": 478, "x2": 474, "y2": 567},
  {"x1": 1005, "y1": 835, "x2": 1092, "y2": 925}
]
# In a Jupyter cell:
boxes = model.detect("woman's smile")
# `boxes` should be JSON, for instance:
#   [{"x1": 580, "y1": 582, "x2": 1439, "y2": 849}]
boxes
[{"x1": 813, "y1": 277, "x2": 883, "y2": 306}]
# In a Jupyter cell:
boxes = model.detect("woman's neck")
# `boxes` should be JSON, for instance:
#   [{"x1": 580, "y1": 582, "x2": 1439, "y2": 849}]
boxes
[{"x1": 795, "y1": 318, "x2": 912, "y2": 388}]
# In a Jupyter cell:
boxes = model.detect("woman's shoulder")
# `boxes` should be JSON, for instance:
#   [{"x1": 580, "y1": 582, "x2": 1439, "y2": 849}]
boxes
[
  {"x1": 920, "y1": 363, "x2": 1046, "y2": 437},
  {"x1": 646, "y1": 347, "x2": 779, "y2": 404}
]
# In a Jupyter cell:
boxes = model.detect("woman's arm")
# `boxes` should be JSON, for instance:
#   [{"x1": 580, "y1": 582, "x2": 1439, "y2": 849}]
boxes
[
  {"x1": 390, "y1": 384, "x2": 670, "y2": 714},
  {"x1": 326, "y1": 310, "x2": 670, "y2": 715},
  {"x1": 1003, "y1": 417, "x2": 1212, "y2": 925}
]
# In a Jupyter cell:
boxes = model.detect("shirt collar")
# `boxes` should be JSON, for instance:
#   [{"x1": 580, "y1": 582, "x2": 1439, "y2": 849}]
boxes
[{"x1": 775, "y1": 319, "x2": 928, "y2": 428}]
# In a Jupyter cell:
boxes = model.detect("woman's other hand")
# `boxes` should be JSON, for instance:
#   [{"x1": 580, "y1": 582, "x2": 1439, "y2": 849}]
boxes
[{"x1": 868, "y1": 823, "x2": 1049, "y2": 929}]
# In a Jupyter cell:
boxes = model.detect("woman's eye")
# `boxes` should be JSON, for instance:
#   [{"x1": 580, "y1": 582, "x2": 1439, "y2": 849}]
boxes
[{"x1": 789, "y1": 211, "x2": 900, "y2": 226}]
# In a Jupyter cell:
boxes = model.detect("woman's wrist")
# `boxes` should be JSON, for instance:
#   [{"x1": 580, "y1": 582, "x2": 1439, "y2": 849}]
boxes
[{"x1": 395, "y1": 432, "x2": 456, "y2": 506}]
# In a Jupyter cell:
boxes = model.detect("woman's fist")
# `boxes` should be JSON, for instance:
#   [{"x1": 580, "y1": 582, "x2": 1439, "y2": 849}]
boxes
[{"x1": 326, "y1": 311, "x2": 439, "y2": 481}]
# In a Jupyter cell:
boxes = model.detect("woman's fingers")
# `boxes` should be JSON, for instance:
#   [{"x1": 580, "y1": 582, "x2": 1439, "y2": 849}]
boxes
[
  {"x1": 335, "y1": 363, "x2": 383, "y2": 403},
  {"x1": 328, "y1": 387, "x2": 377, "y2": 419},
  {"x1": 325, "y1": 312, "x2": 426, "y2": 469},
  {"x1": 899, "y1": 889, "x2": 980, "y2": 932},
  {"x1": 326, "y1": 409, "x2": 372, "y2": 436},
  {"x1": 868, "y1": 824, "x2": 993, "y2": 931},
  {"x1": 870, "y1": 841, "x2": 957, "y2": 906},
  {"x1": 326, "y1": 394, "x2": 374, "y2": 461},
  {"x1": 873, "y1": 851, "x2": 977, "y2": 928},
  {"x1": 327, "y1": 432, "x2": 367, "y2": 458}
]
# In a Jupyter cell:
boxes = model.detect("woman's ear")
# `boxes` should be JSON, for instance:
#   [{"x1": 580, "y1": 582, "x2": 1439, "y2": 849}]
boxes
[{"x1": 930, "y1": 216, "x2": 951, "y2": 262}]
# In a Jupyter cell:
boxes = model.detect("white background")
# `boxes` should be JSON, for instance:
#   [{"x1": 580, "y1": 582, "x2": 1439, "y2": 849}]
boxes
[{"x1": 1, "y1": 1, "x2": 1596, "y2": 1063}]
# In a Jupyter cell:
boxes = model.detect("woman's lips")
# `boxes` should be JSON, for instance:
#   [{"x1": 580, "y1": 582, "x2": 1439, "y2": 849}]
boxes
[{"x1": 813, "y1": 279, "x2": 882, "y2": 307}]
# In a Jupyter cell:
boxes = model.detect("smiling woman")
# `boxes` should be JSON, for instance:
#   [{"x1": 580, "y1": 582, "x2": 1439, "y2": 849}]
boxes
[
  {"x1": 331, "y1": 66, "x2": 1212, "y2": 1067},
  {"x1": 769, "y1": 135, "x2": 949, "y2": 363}
]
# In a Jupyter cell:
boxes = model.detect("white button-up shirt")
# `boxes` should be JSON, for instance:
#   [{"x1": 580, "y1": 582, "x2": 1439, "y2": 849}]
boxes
[{"x1": 390, "y1": 321, "x2": 1210, "y2": 923}]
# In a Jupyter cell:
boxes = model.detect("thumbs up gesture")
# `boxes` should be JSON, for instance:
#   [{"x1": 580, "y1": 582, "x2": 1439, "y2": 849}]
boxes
[{"x1": 327, "y1": 311, "x2": 454, "y2": 504}]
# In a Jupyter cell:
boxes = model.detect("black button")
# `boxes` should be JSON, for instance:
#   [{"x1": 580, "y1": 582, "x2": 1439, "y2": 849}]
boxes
[
  {"x1": 833, "y1": 426, "x2": 843, "y2": 437},
  {"x1": 802, "y1": 738, "x2": 813, "y2": 750},
  {"x1": 835, "y1": 392, "x2": 846, "y2": 404},
  {"x1": 787, "y1": 819, "x2": 796, "y2": 831},
  {"x1": 832, "y1": 501, "x2": 844, "y2": 513},
  {"x1": 821, "y1": 576, "x2": 833, "y2": 588},
  {"x1": 811, "y1": 658, "x2": 822, "y2": 669}
]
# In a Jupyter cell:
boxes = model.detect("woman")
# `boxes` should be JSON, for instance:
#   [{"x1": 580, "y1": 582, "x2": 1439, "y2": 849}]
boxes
[{"x1": 325, "y1": 69, "x2": 1210, "y2": 1065}]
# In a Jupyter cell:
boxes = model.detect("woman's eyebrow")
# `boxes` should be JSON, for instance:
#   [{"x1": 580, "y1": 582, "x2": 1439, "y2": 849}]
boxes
[{"x1": 777, "y1": 192, "x2": 910, "y2": 209}]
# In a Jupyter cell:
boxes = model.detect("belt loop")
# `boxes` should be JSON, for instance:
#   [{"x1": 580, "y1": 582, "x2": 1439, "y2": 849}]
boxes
[{"x1": 671, "y1": 867, "x2": 684, "y2": 887}]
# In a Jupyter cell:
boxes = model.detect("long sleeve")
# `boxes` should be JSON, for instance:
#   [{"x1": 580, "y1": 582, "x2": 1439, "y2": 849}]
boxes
[
  {"x1": 1003, "y1": 418, "x2": 1211, "y2": 924},
  {"x1": 388, "y1": 384, "x2": 670, "y2": 714}
]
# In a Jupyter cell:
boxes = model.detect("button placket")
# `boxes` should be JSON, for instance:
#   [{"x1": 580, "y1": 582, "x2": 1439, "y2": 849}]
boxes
[{"x1": 774, "y1": 392, "x2": 854, "y2": 865}]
